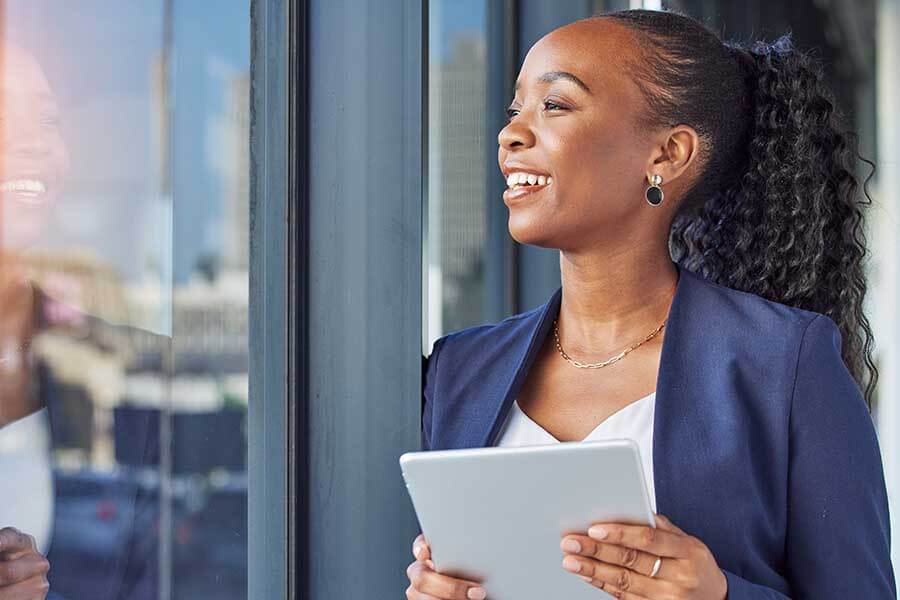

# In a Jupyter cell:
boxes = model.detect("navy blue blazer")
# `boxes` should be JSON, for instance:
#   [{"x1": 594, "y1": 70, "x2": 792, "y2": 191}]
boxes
[{"x1": 421, "y1": 261, "x2": 895, "y2": 599}]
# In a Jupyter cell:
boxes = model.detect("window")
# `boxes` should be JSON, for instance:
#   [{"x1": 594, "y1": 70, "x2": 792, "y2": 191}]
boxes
[
  {"x1": 427, "y1": 0, "x2": 490, "y2": 344},
  {"x1": 0, "y1": 2, "x2": 266, "y2": 598}
]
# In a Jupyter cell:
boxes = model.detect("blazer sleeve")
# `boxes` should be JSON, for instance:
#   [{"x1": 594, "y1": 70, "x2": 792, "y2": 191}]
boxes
[
  {"x1": 421, "y1": 335, "x2": 449, "y2": 452},
  {"x1": 721, "y1": 314, "x2": 895, "y2": 599},
  {"x1": 780, "y1": 314, "x2": 894, "y2": 598},
  {"x1": 721, "y1": 569, "x2": 790, "y2": 599}
]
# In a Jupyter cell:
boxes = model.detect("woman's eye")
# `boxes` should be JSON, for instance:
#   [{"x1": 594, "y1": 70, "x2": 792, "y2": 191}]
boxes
[{"x1": 505, "y1": 101, "x2": 566, "y2": 122}]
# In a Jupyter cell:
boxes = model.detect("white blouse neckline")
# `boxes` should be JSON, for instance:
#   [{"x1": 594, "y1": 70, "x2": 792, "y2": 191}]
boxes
[{"x1": 512, "y1": 390, "x2": 656, "y2": 443}]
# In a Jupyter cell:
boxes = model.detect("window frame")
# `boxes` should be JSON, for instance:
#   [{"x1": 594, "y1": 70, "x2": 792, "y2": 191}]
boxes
[{"x1": 248, "y1": 0, "x2": 301, "y2": 597}]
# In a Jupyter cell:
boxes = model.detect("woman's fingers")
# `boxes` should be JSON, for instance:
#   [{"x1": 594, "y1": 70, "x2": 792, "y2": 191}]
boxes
[
  {"x1": 561, "y1": 534, "x2": 659, "y2": 577},
  {"x1": 405, "y1": 559, "x2": 486, "y2": 600},
  {"x1": 576, "y1": 576, "x2": 653, "y2": 600},
  {"x1": 0, "y1": 529, "x2": 49, "y2": 600},
  {"x1": 412, "y1": 534, "x2": 431, "y2": 562},
  {"x1": 404, "y1": 585, "x2": 443, "y2": 600},
  {"x1": 408, "y1": 533, "x2": 485, "y2": 599},
  {"x1": 586, "y1": 521, "x2": 688, "y2": 558},
  {"x1": 0, "y1": 573, "x2": 50, "y2": 600},
  {"x1": 0, "y1": 529, "x2": 36, "y2": 559},
  {"x1": 562, "y1": 553, "x2": 673, "y2": 600},
  {"x1": 0, "y1": 553, "x2": 49, "y2": 587}
]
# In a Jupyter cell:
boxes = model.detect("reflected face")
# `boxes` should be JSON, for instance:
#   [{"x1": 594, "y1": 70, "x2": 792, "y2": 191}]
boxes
[
  {"x1": 497, "y1": 19, "x2": 653, "y2": 251},
  {"x1": 0, "y1": 44, "x2": 70, "y2": 249}
]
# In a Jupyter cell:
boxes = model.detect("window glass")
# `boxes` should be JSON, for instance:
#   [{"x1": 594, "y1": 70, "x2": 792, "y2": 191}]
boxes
[
  {"x1": 0, "y1": 2, "x2": 250, "y2": 598},
  {"x1": 427, "y1": 0, "x2": 488, "y2": 345}
]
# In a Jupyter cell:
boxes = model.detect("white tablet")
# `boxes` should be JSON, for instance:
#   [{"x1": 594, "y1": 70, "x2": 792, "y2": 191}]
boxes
[{"x1": 399, "y1": 438, "x2": 655, "y2": 600}]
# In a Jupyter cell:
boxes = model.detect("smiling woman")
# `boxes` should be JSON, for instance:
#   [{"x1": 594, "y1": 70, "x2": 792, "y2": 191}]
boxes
[
  {"x1": 411, "y1": 6, "x2": 894, "y2": 600},
  {"x1": 0, "y1": 44, "x2": 69, "y2": 250}
]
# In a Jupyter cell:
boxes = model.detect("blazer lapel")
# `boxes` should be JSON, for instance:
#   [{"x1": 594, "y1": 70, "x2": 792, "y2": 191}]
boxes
[
  {"x1": 651, "y1": 262, "x2": 701, "y2": 522},
  {"x1": 473, "y1": 287, "x2": 561, "y2": 449}
]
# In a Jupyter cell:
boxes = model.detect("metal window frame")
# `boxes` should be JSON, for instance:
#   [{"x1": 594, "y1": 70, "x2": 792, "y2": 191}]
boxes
[
  {"x1": 302, "y1": 0, "x2": 426, "y2": 597},
  {"x1": 249, "y1": 0, "x2": 302, "y2": 597}
]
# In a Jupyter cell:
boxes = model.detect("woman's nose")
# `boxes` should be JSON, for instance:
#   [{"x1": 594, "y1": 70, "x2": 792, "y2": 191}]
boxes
[
  {"x1": 497, "y1": 117, "x2": 535, "y2": 151},
  {"x1": 1, "y1": 121, "x2": 53, "y2": 158}
]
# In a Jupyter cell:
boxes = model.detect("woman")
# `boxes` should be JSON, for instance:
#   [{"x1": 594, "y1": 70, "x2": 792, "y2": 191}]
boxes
[
  {"x1": 406, "y1": 8, "x2": 894, "y2": 600},
  {"x1": 0, "y1": 41, "x2": 158, "y2": 600},
  {"x1": 0, "y1": 41, "x2": 69, "y2": 600}
]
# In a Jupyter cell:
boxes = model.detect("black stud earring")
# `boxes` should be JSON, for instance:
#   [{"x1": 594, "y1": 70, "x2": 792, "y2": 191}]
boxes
[{"x1": 645, "y1": 173, "x2": 664, "y2": 206}]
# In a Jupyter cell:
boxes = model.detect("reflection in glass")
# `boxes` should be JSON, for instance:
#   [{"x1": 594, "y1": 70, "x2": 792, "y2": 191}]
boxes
[
  {"x1": 427, "y1": 0, "x2": 489, "y2": 346},
  {"x1": 0, "y1": 2, "x2": 250, "y2": 599}
]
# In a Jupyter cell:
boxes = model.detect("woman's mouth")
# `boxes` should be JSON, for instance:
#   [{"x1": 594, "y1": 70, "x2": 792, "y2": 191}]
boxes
[
  {"x1": 0, "y1": 178, "x2": 49, "y2": 204},
  {"x1": 503, "y1": 172, "x2": 552, "y2": 204}
]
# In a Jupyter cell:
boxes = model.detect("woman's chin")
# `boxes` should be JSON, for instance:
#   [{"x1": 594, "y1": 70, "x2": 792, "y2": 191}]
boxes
[
  {"x1": 507, "y1": 220, "x2": 559, "y2": 249},
  {"x1": 0, "y1": 217, "x2": 49, "y2": 251}
]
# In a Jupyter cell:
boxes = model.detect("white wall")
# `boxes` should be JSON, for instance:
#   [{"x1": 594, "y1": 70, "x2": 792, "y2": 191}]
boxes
[{"x1": 874, "y1": 0, "x2": 900, "y2": 589}]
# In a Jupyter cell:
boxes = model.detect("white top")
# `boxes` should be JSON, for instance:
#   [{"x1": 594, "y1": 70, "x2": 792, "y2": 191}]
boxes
[
  {"x1": 0, "y1": 409, "x2": 54, "y2": 554},
  {"x1": 495, "y1": 392, "x2": 657, "y2": 513}
]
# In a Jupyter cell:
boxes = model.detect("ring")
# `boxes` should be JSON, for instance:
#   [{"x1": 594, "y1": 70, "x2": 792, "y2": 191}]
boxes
[{"x1": 650, "y1": 556, "x2": 662, "y2": 578}]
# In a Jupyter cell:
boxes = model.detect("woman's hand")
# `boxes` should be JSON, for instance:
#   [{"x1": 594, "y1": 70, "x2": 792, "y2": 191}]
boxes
[
  {"x1": 0, "y1": 527, "x2": 50, "y2": 599},
  {"x1": 406, "y1": 533, "x2": 488, "y2": 600},
  {"x1": 559, "y1": 514, "x2": 727, "y2": 599}
]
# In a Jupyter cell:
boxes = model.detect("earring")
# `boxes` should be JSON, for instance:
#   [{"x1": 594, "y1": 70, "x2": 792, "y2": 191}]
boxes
[{"x1": 645, "y1": 174, "x2": 664, "y2": 206}]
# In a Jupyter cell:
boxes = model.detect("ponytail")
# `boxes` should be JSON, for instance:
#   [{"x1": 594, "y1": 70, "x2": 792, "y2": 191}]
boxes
[{"x1": 596, "y1": 9, "x2": 878, "y2": 408}]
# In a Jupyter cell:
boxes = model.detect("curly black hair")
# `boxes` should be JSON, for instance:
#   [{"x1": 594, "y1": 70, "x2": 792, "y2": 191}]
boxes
[{"x1": 590, "y1": 8, "x2": 878, "y2": 410}]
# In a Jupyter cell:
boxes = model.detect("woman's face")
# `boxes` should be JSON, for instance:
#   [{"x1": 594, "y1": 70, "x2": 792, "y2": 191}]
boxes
[
  {"x1": 0, "y1": 44, "x2": 70, "y2": 250},
  {"x1": 497, "y1": 19, "x2": 668, "y2": 253}
]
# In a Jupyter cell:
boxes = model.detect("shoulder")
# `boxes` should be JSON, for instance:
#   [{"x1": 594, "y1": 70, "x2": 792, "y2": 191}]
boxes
[
  {"x1": 686, "y1": 270, "x2": 865, "y2": 409},
  {"x1": 680, "y1": 267, "x2": 826, "y2": 336},
  {"x1": 684, "y1": 270, "x2": 853, "y2": 383},
  {"x1": 430, "y1": 304, "x2": 544, "y2": 354}
]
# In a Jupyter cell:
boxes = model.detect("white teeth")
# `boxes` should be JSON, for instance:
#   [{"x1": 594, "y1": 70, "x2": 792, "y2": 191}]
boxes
[
  {"x1": 505, "y1": 171, "x2": 553, "y2": 188},
  {"x1": 0, "y1": 179, "x2": 46, "y2": 194}
]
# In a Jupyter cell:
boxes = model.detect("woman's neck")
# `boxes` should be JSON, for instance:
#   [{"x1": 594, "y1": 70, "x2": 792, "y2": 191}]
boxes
[{"x1": 557, "y1": 247, "x2": 678, "y2": 356}]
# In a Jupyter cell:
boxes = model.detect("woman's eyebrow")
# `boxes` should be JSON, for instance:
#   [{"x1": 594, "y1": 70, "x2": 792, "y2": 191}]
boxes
[{"x1": 514, "y1": 71, "x2": 592, "y2": 95}]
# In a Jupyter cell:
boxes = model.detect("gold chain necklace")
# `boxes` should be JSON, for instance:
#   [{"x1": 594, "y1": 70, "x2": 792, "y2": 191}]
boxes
[{"x1": 553, "y1": 317, "x2": 667, "y2": 369}]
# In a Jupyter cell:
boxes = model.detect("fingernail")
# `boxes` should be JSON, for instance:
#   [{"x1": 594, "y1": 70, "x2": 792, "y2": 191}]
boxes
[
  {"x1": 414, "y1": 546, "x2": 422, "y2": 559},
  {"x1": 562, "y1": 556, "x2": 581, "y2": 572},
  {"x1": 578, "y1": 574, "x2": 593, "y2": 582},
  {"x1": 467, "y1": 586, "x2": 486, "y2": 599},
  {"x1": 561, "y1": 538, "x2": 581, "y2": 553},
  {"x1": 588, "y1": 526, "x2": 608, "y2": 540}
]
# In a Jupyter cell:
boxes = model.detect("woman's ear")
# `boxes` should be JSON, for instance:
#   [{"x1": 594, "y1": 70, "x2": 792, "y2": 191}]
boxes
[{"x1": 647, "y1": 124, "x2": 701, "y2": 187}]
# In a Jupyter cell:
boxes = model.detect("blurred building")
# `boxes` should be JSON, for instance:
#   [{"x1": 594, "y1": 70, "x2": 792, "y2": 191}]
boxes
[
  {"x1": 221, "y1": 75, "x2": 250, "y2": 273},
  {"x1": 430, "y1": 31, "x2": 489, "y2": 334}
]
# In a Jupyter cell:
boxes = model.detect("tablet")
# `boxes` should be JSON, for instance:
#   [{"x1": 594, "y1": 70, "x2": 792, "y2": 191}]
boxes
[{"x1": 399, "y1": 438, "x2": 655, "y2": 600}]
